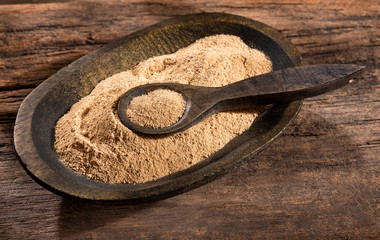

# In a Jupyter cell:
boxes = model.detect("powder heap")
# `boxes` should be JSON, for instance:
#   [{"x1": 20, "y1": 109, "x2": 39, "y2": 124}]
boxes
[
  {"x1": 126, "y1": 89, "x2": 186, "y2": 129},
  {"x1": 54, "y1": 34, "x2": 272, "y2": 184}
]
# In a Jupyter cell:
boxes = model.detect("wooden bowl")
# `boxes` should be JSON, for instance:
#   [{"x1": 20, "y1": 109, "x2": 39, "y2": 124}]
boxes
[{"x1": 14, "y1": 13, "x2": 302, "y2": 202}]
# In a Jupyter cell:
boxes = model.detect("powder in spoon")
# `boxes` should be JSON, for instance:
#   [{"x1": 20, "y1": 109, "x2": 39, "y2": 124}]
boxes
[
  {"x1": 54, "y1": 34, "x2": 272, "y2": 184},
  {"x1": 126, "y1": 89, "x2": 186, "y2": 128}
]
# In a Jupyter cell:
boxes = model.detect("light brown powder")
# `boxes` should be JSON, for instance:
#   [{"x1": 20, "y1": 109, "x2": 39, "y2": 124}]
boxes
[
  {"x1": 127, "y1": 89, "x2": 186, "y2": 128},
  {"x1": 54, "y1": 34, "x2": 272, "y2": 184}
]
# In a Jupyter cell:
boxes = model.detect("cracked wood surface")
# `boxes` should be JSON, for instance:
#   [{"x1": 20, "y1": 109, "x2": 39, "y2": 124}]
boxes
[{"x1": 1, "y1": 0, "x2": 379, "y2": 239}]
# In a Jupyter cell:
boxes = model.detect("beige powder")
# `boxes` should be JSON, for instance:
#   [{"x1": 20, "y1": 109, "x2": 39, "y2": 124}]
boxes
[
  {"x1": 54, "y1": 34, "x2": 272, "y2": 184},
  {"x1": 127, "y1": 89, "x2": 186, "y2": 128}
]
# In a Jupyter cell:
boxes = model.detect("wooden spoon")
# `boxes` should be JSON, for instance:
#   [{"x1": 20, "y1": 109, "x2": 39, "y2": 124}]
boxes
[{"x1": 118, "y1": 64, "x2": 364, "y2": 135}]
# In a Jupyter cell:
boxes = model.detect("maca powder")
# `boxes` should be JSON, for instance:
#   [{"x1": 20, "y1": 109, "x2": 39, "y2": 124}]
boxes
[
  {"x1": 126, "y1": 89, "x2": 187, "y2": 129},
  {"x1": 54, "y1": 34, "x2": 273, "y2": 184}
]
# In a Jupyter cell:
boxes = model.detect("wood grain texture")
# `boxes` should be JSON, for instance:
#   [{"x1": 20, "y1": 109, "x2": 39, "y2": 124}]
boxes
[{"x1": 0, "y1": 0, "x2": 379, "y2": 239}]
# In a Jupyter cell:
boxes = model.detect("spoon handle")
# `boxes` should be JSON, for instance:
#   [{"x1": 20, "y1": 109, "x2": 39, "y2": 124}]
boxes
[{"x1": 213, "y1": 64, "x2": 364, "y2": 104}]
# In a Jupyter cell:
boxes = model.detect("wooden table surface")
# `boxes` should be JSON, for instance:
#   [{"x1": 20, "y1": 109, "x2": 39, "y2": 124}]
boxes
[{"x1": 1, "y1": 0, "x2": 379, "y2": 239}]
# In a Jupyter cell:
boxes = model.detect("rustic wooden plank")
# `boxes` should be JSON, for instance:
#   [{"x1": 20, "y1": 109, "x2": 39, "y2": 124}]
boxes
[
  {"x1": 0, "y1": 0, "x2": 379, "y2": 239},
  {"x1": 0, "y1": 0, "x2": 77, "y2": 4}
]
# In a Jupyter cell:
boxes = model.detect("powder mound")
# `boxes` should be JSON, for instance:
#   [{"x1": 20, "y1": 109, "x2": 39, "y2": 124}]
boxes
[
  {"x1": 127, "y1": 89, "x2": 186, "y2": 129},
  {"x1": 54, "y1": 34, "x2": 273, "y2": 184}
]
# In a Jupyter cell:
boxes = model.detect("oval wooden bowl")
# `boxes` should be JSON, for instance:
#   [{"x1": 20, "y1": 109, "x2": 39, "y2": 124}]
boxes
[{"x1": 14, "y1": 13, "x2": 302, "y2": 202}]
